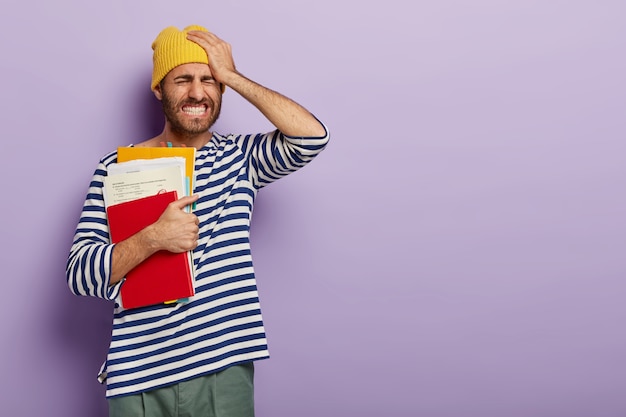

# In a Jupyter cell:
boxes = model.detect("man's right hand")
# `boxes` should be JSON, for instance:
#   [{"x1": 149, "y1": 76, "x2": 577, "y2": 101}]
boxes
[
  {"x1": 109, "y1": 194, "x2": 200, "y2": 285},
  {"x1": 150, "y1": 194, "x2": 200, "y2": 253}
]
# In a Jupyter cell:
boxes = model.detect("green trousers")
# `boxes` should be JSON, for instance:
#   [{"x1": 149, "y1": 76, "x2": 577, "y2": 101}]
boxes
[{"x1": 108, "y1": 363, "x2": 255, "y2": 417}]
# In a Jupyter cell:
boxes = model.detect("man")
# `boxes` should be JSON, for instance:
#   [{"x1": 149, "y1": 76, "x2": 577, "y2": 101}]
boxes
[{"x1": 66, "y1": 25, "x2": 329, "y2": 417}]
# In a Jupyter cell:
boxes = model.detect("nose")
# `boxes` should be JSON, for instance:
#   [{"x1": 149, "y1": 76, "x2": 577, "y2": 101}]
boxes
[{"x1": 187, "y1": 79, "x2": 205, "y2": 101}]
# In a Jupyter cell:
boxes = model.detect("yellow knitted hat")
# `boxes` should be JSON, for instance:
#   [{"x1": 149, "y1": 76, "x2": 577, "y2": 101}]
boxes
[{"x1": 151, "y1": 25, "x2": 224, "y2": 93}]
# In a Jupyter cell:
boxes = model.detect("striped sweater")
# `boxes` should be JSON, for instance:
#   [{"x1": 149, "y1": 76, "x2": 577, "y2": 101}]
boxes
[{"x1": 66, "y1": 126, "x2": 329, "y2": 397}]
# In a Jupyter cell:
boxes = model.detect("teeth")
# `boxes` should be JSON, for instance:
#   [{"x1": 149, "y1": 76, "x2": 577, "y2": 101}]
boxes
[{"x1": 183, "y1": 106, "x2": 205, "y2": 115}]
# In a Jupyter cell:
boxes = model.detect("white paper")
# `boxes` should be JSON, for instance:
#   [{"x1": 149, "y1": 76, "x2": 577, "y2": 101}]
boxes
[{"x1": 104, "y1": 158, "x2": 187, "y2": 207}]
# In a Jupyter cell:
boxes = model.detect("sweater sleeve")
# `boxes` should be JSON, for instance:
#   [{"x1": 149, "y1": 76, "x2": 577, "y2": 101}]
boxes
[
  {"x1": 243, "y1": 119, "x2": 330, "y2": 189},
  {"x1": 66, "y1": 155, "x2": 122, "y2": 301}
]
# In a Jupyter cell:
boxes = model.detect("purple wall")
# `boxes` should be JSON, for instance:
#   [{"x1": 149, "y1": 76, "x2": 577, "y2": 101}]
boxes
[{"x1": 1, "y1": 1, "x2": 625, "y2": 416}]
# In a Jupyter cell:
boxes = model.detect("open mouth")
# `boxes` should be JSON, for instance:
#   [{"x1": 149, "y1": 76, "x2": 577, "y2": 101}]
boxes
[{"x1": 182, "y1": 104, "x2": 208, "y2": 116}]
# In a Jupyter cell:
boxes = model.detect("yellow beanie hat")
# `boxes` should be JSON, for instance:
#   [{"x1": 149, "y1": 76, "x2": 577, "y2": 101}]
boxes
[{"x1": 151, "y1": 25, "x2": 225, "y2": 93}]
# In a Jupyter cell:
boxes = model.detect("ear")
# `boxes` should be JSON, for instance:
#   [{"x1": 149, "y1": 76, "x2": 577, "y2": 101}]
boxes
[{"x1": 153, "y1": 83, "x2": 163, "y2": 101}]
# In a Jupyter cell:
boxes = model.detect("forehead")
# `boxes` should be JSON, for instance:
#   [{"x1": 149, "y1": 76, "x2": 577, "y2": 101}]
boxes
[{"x1": 166, "y1": 63, "x2": 213, "y2": 79}]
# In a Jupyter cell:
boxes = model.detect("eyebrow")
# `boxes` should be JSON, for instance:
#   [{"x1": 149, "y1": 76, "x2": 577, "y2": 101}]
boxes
[
  {"x1": 173, "y1": 74, "x2": 194, "y2": 82},
  {"x1": 172, "y1": 74, "x2": 215, "y2": 82}
]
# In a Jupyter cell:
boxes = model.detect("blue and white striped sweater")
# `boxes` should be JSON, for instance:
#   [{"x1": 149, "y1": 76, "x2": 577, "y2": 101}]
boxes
[{"x1": 66, "y1": 126, "x2": 329, "y2": 397}]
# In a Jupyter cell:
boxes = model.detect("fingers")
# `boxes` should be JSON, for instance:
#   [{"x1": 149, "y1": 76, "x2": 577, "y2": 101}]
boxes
[
  {"x1": 170, "y1": 194, "x2": 199, "y2": 210},
  {"x1": 185, "y1": 31, "x2": 236, "y2": 89},
  {"x1": 186, "y1": 31, "x2": 218, "y2": 50},
  {"x1": 155, "y1": 210, "x2": 200, "y2": 252},
  {"x1": 176, "y1": 224, "x2": 200, "y2": 252},
  {"x1": 186, "y1": 30, "x2": 221, "y2": 44}
]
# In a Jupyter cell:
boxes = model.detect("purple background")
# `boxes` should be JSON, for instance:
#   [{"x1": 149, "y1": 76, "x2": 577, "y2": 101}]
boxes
[{"x1": 1, "y1": 1, "x2": 625, "y2": 416}]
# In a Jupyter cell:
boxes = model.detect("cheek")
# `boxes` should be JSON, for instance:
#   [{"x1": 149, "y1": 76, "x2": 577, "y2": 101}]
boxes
[{"x1": 208, "y1": 91, "x2": 222, "y2": 107}]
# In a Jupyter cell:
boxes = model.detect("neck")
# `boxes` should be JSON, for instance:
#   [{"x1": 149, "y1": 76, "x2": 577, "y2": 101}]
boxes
[{"x1": 151, "y1": 127, "x2": 214, "y2": 150}]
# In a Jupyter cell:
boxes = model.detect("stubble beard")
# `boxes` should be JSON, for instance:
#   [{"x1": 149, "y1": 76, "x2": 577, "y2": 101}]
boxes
[{"x1": 161, "y1": 90, "x2": 222, "y2": 137}]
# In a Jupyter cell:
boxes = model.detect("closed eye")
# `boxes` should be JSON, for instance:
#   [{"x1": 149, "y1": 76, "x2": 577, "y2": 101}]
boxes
[{"x1": 173, "y1": 75, "x2": 193, "y2": 85}]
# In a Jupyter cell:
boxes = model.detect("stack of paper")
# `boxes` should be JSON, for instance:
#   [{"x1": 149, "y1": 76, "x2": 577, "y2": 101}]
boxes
[
  {"x1": 104, "y1": 157, "x2": 188, "y2": 207},
  {"x1": 104, "y1": 147, "x2": 197, "y2": 310},
  {"x1": 117, "y1": 146, "x2": 196, "y2": 200}
]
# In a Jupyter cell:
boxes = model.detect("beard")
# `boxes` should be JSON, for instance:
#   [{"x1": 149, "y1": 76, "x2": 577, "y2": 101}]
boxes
[{"x1": 161, "y1": 89, "x2": 222, "y2": 136}]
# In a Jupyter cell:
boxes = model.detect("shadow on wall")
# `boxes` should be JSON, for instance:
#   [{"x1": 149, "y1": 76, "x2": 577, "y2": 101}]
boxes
[
  {"x1": 137, "y1": 79, "x2": 164, "y2": 141},
  {"x1": 46, "y1": 77, "x2": 164, "y2": 416},
  {"x1": 119, "y1": 71, "x2": 166, "y2": 144},
  {"x1": 52, "y1": 290, "x2": 112, "y2": 416},
  {"x1": 47, "y1": 216, "x2": 113, "y2": 416}
]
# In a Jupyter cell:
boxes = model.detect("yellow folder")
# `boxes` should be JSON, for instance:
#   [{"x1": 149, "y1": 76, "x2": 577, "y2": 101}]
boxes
[{"x1": 117, "y1": 146, "x2": 196, "y2": 198}]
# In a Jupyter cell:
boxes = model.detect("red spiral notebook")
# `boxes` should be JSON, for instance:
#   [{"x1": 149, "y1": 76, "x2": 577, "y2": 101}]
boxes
[{"x1": 106, "y1": 191, "x2": 195, "y2": 309}]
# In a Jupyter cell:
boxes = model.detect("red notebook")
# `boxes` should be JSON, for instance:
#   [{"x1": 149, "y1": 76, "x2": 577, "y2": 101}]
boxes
[{"x1": 106, "y1": 191, "x2": 195, "y2": 309}]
